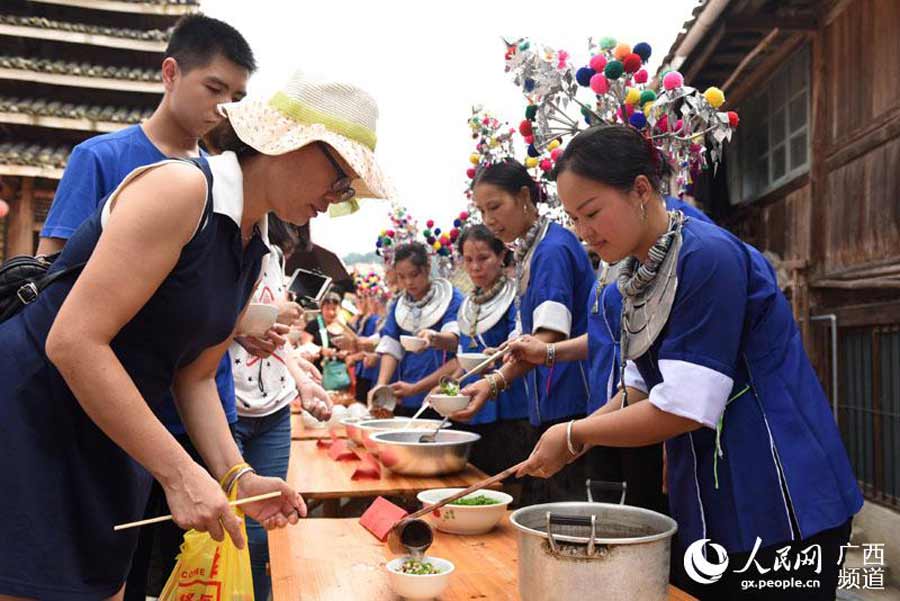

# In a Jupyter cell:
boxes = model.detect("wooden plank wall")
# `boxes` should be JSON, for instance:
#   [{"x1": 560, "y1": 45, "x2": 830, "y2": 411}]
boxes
[{"x1": 821, "y1": 0, "x2": 900, "y2": 274}]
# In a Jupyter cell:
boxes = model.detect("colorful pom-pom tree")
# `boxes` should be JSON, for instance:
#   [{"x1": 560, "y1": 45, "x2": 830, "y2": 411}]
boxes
[{"x1": 503, "y1": 35, "x2": 740, "y2": 196}]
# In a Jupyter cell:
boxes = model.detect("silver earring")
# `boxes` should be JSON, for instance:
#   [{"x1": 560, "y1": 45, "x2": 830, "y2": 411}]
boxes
[{"x1": 640, "y1": 202, "x2": 647, "y2": 222}]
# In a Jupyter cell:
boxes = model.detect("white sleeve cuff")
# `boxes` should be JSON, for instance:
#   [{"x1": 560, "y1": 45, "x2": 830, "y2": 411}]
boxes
[
  {"x1": 648, "y1": 359, "x2": 733, "y2": 429},
  {"x1": 441, "y1": 321, "x2": 460, "y2": 335},
  {"x1": 623, "y1": 360, "x2": 648, "y2": 393},
  {"x1": 376, "y1": 336, "x2": 404, "y2": 361},
  {"x1": 531, "y1": 300, "x2": 573, "y2": 337}
]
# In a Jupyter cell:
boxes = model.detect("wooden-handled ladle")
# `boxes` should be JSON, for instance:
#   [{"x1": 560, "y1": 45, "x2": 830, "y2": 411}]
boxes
[{"x1": 387, "y1": 459, "x2": 528, "y2": 554}]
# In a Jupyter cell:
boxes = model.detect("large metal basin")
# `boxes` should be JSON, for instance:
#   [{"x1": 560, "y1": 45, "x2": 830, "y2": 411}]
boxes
[
  {"x1": 369, "y1": 430, "x2": 480, "y2": 476},
  {"x1": 354, "y1": 418, "x2": 451, "y2": 453}
]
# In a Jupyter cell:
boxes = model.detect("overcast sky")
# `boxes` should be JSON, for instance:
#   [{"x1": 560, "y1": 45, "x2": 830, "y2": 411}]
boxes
[{"x1": 202, "y1": 0, "x2": 700, "y2": 257}]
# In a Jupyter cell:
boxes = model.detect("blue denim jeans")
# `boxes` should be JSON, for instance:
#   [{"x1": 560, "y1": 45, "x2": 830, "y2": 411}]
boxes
[{"x1": 234, "y1": 405, "x2": 292, "y2": 601}]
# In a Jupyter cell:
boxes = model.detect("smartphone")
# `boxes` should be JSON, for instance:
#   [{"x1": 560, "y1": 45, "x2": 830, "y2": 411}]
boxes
[{"x1": 287, "y1": 268, "x2": 332, "y2": 308}]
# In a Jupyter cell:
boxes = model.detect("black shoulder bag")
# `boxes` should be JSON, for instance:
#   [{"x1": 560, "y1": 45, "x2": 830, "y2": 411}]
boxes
[
  {"x1": 0, "y1": 253, "x2": 85, "y2": 323},
  {"x1": 0, "y1": 157, "x2": 212, "y2": 324}
]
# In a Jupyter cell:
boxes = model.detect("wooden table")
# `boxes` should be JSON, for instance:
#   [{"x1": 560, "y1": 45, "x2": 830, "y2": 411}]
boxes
[
  {"x1": 290, "y1": 413, "x2": 346, "y2": 441},
  {"x1": 287, "y1": 440, "x2": 493, "y2": 516},
  {"x1": 269, "y1": 516, "x2": 697, "y2": 600}
]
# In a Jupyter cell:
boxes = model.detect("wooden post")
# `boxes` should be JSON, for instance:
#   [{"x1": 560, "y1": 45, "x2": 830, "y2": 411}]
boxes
[
  {"x1": 6, "y1": 176, "x2": 34, "y2": 257},
  {"x1": 806, "y1": 25, "x2": 828, "y2": 351}
]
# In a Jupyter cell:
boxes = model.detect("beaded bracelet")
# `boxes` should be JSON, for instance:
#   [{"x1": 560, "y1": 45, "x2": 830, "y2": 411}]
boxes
[{"x1": 545, "y1": 343, "x2": 557, "y2": 368}]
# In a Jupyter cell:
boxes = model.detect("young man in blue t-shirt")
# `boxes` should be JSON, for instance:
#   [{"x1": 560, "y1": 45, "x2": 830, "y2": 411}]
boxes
[{"x1": 37, "y1": 14, "x2": 257, "y2": 599}]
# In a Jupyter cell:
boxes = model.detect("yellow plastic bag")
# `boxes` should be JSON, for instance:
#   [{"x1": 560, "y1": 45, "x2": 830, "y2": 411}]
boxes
[{"x1": 158, "y1": 485, "x2": 254, "y2": 601}]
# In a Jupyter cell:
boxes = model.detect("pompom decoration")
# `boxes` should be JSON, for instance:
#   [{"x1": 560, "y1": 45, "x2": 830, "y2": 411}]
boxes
[
  {"x1": 603, "y1": 60, "x2": 624, "y2": 80},
  {"x1": 663, "y1": 71, "x2": 684, "y2": 91},
  {"x1": 426, "y1": 219, "x2": 434, "y2": 228},
  {"x1": 469, "y1": 153, "x2": 480, "y2": 165},
  {"x1": 632, "y1": 42, "x2": 652, "y2": 62},
  {"x1": 525, "y1": 157, "x2": 539, "y2": 168},
  {"x1": 525, "y1": 104, "x2": 538, "y2": 120},
  {"x1": 453, "y1": 218, "x2": 462, "y2": 227},
  {"x1": 589, "y1": 54, "x2": 607, "y2": 72},
  {"x1": 433, "y1": 241, "x2": 442, "y2": 251},
  {"x1": 450, "y1": 228, "x2": 460, "y2": 239},
  {"x1": 386, "y1": 229, "x2": 395, "y2": 238},
  {"x1": 427, "y1": 236, "x2": 436, "y2": 245},
  {"x1": 423, "y1": 229, "x2": 431, "y2": 237},
  {"x1": 623, "y1": 53, "x2": 642, "y2": 74},
  {"x1": 384, "y1": 239, "x2": 392, "y2": 247},
  {"x1": 590, "y1": 73, "x2": 609, "y2": 94},
  {"x1": 633, "y1": 69, "x2": 649, "y2": 84},
  {"x1": 459, "y1": 211, "x2": 469, "y2": 220},
  {"x1": 639, "y1": 89, "x2": 657, "y2": 105},
  {"x1": 434, "y1": 228, "x2": 441, "y2": 235},
  {"x1": 376, "y1": 239, "x2": 383, "y2": 248},
  {"x1": 539, "y1": 159, "x2": 553, "y2": 172},
  {"x1": 466, "y1": 167, "x2": 476, "y2": 179},
  {"x1": 575, "y1": 67, "x2": 595, "y2": 87},
  {"x1": 551, "y1": 148, "x2": 563, "y2": 161},
  {"x1": 527, "y1": 144, "x2": 540, "y2": 158},
  {"x1": 703, "y1": 86, "x2": 725, "y2": 109},
  {"x1": 599, "y1": 36, "x2": 616, "y2": 50},
  {"x1": 628, "y1": 112, "x2": 647, "y2": 130},
  {"x1": 616, "y1": 104, "x2": 635, "y2": 120},
  {"x1": 624, "y1": 87, "x2": 641, "y2": 106},
  {"x1": 613, "y1": 42, "x2": 631, "y2": 61},
  {"x1": 674, "y1": 118, "x2": 683, "y2": 133},
  {"x1": 727, "y1": 111, "x2": 740, "y2": 128},
  {"x1": 524, "y1": 78, "x2": 536, "y2": 92},
  {"x1": 548, "y1": 139, "x2": 561, "y2": 150},
  {"x1": 524, "y1": 134, "x2": 534, "y2": 145},
  {"x1": 519, "y1": 119, "x2": 533, "y2": 136},
  {"x1": 643, "y1": 101, "x2": 654, "y2": 115}
]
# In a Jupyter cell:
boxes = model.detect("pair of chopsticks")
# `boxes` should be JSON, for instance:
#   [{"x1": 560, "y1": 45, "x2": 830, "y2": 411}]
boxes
[{"x1": 113, "y1": 491, "x2": 282, "y2": 531}]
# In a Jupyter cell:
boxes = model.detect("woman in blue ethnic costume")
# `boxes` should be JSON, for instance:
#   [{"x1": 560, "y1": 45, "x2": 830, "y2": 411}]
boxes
[
  {"x1": 425, "y1": 224, "x2": 531, "y2": 476},
  {"x1": 372, "y1": 242, "x2": 463, "y2": 417},
  {"x1": 458, "y1": 159, "x2": 594, "y2": 502},
  {"x1": 517, "y1": 125, "x2": 862, "y2": 601},
  {"x1": 0, "y1": 77, "x2": 390, "y2": 599}
]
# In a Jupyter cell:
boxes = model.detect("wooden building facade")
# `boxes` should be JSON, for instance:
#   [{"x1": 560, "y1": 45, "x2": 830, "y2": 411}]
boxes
[
  {"x1": 0, "y1": 0, "x2": 197, "y2": 260},
  {"x1": 664, "y1": 0, "x2": 900, "y2": 507}
]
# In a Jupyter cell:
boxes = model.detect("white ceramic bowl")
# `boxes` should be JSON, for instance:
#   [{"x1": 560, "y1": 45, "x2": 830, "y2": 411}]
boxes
[
  {"x1": 457, "y1": 352, "x2": 489, "y2": 373},
  {"x1": 385, "y1": 556, "x2": 454, "y2": 599},
  {"x1": 400, "y1": 335, "x2": 428, "y2": 353},
  {"x1": 416, "y1": 488, "x2": 513, "y2": 535},
  {"x1": 239, "y1": 303, "x2": 279, "y2": 337},
  {"x1": 428, "y1": 394, "x2": 470, "y2": 417}
]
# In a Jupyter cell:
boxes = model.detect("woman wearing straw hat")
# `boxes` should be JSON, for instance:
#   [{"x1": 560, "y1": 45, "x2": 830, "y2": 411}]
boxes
[{"x1": 0, "y1": 72, "x2": 390, "y2": 600}]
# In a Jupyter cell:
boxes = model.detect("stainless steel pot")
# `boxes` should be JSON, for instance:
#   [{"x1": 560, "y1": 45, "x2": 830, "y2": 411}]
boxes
[
  {"x1": 509, "y1": 502, "x2": 677, "y2": 601},
  {"x1": 368, "y1": 430, "x2": 479, "y2": 476}
]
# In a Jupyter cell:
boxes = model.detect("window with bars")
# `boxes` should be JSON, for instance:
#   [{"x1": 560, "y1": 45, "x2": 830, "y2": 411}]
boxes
[
  {"x1": 840, "y1": 325, "x2": 900, "y2": 506},
  {"x1": 727, "y1": 45, "x2": 810, "y2": 204}
]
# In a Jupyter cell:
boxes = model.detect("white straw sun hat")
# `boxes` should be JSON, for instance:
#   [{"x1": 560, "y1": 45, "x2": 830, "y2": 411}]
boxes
[{"x1": 219, "y1": 71, "x2": 393, "y2": 214}]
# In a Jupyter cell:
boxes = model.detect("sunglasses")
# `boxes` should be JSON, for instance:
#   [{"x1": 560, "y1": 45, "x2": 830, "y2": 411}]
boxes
[{"x1": 318, "y1": 143, "x2": 356, "y2": 203}]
